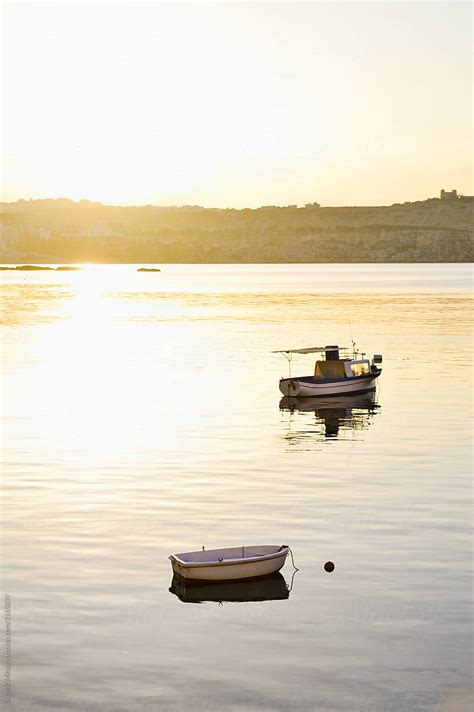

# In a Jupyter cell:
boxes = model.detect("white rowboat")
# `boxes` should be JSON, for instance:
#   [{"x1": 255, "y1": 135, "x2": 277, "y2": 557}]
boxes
[{"x1": 169, "y1": 545, "x2": 289, "y2": 582}]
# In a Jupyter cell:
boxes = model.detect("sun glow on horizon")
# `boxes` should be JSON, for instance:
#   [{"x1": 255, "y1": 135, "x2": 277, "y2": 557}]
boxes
[{"x1": 2, "y1": 1, "x2": 472, "y2": 208}]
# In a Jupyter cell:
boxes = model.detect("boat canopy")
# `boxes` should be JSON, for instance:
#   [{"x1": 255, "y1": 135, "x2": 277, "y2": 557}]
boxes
[{"x1": 273, "y1": 346, "x2": 349, "y2": 355}]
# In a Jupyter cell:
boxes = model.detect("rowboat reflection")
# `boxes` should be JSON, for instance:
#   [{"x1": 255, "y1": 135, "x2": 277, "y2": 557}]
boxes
[
  {"x1": 169, "y1": 571, "x2": 290, "y2": 604},
  {"x1": 280, "y1": 391, "x2": 380, "y2": 442}
]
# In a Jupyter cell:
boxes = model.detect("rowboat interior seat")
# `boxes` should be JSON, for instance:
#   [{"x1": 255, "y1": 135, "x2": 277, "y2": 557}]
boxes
[{"x1": 175, "y1": 545, "x2": 282, "y2": 564}]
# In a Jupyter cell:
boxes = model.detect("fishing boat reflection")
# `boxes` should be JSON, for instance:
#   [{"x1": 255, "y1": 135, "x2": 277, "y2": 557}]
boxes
[
  {"x1": 169, "y1": 572, "x2": 290, "y2": 604},
  {"x1": 280, "y1": 391, "x2": 380, "y2": 442}
]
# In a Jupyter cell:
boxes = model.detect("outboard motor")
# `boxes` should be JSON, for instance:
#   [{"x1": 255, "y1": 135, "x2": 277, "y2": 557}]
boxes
[{"x1": 325, "y1": 345, "x2": 339, "y2": 361}]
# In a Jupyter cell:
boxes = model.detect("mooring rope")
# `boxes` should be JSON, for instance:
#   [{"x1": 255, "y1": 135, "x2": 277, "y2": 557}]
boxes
[
  {"x1": 287, "y1": 567, "x2": 298, "y2": 593},
  {"x1": 286, "y1": 546, "x2": 299, "y2": 593},
  {"x1": 287, "y1": 545, "x2": 299, "y2": 572}
]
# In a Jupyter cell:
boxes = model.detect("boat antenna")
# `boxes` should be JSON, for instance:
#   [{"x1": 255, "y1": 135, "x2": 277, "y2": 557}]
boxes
[{"x1": 349, "y1": 322, "x2": 357, "y2": 356}]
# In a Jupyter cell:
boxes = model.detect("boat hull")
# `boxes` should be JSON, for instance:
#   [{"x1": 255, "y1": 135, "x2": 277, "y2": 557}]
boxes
[
  {"x1": 169, "y1": 546, "x2": 288, "y2": 582},
  {"x1": 279, "y1": 371, "x2": 380, "y2": 397}
]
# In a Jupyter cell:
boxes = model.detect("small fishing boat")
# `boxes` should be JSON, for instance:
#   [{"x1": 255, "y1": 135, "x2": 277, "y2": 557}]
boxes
[
  {"x1": 169, "y1": 572, "x2": 290, "y2": 603},
  {"x1": 275, "y1": 344, "x2": 382, "y2": 397},
  {"x1": 169, "y1": 545, "x2": 289, "y2": 582}
]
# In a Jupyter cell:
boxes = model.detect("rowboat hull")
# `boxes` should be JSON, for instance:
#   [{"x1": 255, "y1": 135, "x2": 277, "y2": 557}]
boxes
[
  {"x1": 169, "y1": 545, "x2": 288, "y2": 582},
  {"x1": 279, "y1": 371, "x2": 381, "y2": 397}
]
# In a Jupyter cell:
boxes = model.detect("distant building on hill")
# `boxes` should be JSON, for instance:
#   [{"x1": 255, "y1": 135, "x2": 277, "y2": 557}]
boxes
[
  {"x1": 0, "y1": 223, "x2": 19, "y2": 248},
  {"x1": 440, "y1": 189, "x2": 458, "y2": 200}
]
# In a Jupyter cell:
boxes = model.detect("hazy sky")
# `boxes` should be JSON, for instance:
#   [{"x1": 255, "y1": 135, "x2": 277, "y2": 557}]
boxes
[{"x1": 2, "y1": 1, "x2": 472, "y2": 207}]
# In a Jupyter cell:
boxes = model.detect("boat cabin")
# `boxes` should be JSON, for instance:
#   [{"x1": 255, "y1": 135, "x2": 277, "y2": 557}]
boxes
[{"x1": 314, "y1": 358, "x2": 371, "y2": 380}]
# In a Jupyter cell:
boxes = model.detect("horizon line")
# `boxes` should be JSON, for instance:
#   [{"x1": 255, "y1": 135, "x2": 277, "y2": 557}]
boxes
[{"x1": 1, "y1": 191, "x2": 467, "y2": 211}]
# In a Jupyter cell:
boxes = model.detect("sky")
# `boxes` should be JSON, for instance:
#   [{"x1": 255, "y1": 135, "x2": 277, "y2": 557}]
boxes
[{"x1": 2, "y1": 1, "x2": 472, "y2": 207}]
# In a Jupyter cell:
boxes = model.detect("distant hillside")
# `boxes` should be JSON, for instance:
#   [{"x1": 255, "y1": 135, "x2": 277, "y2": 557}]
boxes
[{"x1": 1, "y1": 195, "x2": 473, "y2": 263}]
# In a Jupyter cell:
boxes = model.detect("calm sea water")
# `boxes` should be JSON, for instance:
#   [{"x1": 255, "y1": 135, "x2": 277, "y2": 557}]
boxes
[{"x1": 1, "y1": 264, "x2": 472, "y2": 712}]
